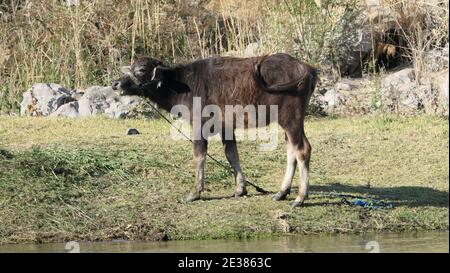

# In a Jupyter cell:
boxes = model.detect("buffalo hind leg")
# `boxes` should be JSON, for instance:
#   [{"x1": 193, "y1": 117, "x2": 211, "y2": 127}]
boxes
[
  {"x1": 273, "y1": 138, "x2": 296, "y2": 201},
  {"x1": 291, "y1": 133, "x2": 311, "y2": 207},
  {"x1": 186, "y1": 139, "x2": 208, "y2": 202},
  {"x1": 222, "y1": 134, "x2": 247, "y2": 197}
]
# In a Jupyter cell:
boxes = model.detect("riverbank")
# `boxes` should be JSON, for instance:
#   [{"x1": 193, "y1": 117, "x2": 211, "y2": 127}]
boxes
[{"x1": 0, "y1": 115, "x2": 448, "y2": 244}]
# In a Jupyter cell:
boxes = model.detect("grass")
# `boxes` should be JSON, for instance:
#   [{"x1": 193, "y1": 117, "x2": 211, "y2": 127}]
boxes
[{"x1": 0, "y1": 114, "x2": 448, "y2": 244}]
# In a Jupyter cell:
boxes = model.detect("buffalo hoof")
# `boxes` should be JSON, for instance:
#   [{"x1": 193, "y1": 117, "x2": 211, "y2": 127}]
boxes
[
  {"x1": 290, "y1": 196, "x2": 306, "y2": 208},
  {"x1": 272, "y1": 190, "x2": 290, "y2": 201},
  {"x1": 234, "y1": 187, "x2": 248, "y2": 198},
  {"x1": 290, "y1": 201, "x2": 304, "y2": 208},
  {"x1": 185, "y1": 192, "x2": 201, "y2": 202}
]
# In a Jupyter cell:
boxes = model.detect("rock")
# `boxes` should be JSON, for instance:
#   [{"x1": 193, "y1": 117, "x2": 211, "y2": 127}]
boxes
[
  {"x1": 322, "y1": 89, "x2": 348, "y2": 109},
  {"x1": 400, "y1": 85, "x2": 422, "y2": 110},
  {"x1": 39, "y1": 85, "x2": 148, "y2": 118},
  {"x1": 440, "y1": 71, "x2": 449, "y2": 100},
  {"x1": 126, "y1": 128, "x2": 140, "y2": 135},
  {"x1": 428, "y1": 69, "x2": 449, "y2": 115},
  {"x1": 335, "y1": 81, "x2": 357, "y2": 91},
  {"x1": 75, "y1": 86, "x2": 145, "y2": 118},
  {"x1": 71, "y1": 89, "x2": 85, "y2": 100},
  {"x1": 66, "y1": 0, "x2": 81, "y2": 6},
  {"x1": 105, "y1": 95, "x2": 145, "y2": 118},
  {"x1": 50, "y1": 101, "x2": 80, "y2": 118},
  {"x1": 343, "y1": 25, "x2": 374, "y2": 76},
  {"x1": 440, "y1": 72, "x2": 449, "y2": 115},
  {"x1": 20, "y1": 83, "x2": 74, "y2": 116},
  {"x1": 423, "y1": 43, "x2": 449, "y2": 72},
  {"x1": 382, "y1": 68, "x2": 415, "y2": 88},
  {"x1": 76, "y1": 86, "x2": 116, "y2": 117}
]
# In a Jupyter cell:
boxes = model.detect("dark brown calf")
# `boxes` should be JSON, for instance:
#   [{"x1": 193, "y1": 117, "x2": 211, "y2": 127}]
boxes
[{"x1": 112, "y1": 53, "x2": 318, "y2": 207}]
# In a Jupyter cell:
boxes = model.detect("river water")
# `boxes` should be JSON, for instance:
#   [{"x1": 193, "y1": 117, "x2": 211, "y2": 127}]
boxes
[{"x1": 0, "y1": 231, "x2": 447, "y2": 253}]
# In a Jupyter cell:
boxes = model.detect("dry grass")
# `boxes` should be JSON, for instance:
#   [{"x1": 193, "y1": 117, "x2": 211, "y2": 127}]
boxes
[
  {"x1": 0, "y1": 0, "x2": 448, "y2": 113},
  {"x1": 0, "y1": 0, "x2": 368, "y2": 112}
]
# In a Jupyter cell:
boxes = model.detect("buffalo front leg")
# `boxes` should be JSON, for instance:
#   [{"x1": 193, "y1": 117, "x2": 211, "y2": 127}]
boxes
[
  {"x1": 186, "y1": 139, "x2": 208, "y2": 202},
  {"x1": 222, "y1": 135, "x2": 247, "y2": 197}
]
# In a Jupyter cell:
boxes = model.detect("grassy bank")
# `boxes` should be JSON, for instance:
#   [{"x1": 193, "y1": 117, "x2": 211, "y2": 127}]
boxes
[{"x1": 0, "y1": 114, "x2": 448, "y2": 244}]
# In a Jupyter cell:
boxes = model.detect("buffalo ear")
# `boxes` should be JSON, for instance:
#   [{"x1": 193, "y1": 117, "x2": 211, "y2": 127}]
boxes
[{"x1": 120, "y1": 66, "x2": 131, "y2": 75}]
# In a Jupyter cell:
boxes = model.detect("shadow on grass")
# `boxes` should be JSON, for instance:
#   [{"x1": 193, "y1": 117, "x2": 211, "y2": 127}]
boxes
[
  {"x1": 309, "y1": 183, "x2": 449, "y2": 208},
  {"x1": 201, "y1": 192, "x2": 269, "y2": 201},
  {"x1": 199, "y1": 182, "x2": 448, "y2": 208}
]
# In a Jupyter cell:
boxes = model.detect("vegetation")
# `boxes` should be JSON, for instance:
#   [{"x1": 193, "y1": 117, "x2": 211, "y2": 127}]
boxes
[
  {"x1": 0, "y1": 0, "x2": 448, "y2": 245},
  {"x1": 0, "y1": 114, "x2": 448, "y2": 244},
  {"x1": 1, "y1": 0, "x2": 448, "y2": 113}
]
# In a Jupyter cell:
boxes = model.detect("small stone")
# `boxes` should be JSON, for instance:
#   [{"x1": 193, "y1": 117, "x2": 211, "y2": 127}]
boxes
[{"x1": 127, "y1": 128, "x2": 140, "y2": 135}]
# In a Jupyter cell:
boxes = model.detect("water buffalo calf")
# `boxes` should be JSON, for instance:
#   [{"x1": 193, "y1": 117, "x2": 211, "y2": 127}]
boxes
[{"x1": 112, "y1": 53, "x2": 318, "y2": 207}]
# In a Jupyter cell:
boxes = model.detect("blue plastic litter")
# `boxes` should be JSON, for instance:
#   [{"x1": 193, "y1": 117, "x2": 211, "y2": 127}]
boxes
[{"x1": 341, "y1": 198, "x2": 394, "y2": 209}]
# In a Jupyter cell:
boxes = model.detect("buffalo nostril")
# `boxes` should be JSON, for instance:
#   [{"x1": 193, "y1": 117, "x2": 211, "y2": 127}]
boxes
[{"x1": 112, "y1": 81, "x2": 120, "y2": 90}]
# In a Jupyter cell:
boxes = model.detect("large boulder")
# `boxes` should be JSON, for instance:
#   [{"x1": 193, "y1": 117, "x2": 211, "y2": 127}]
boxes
[
  {"x1": 77, "y1": 86, "x2": 117, "y2": 117},
  {"x1": 50, "y1": 86, "x2": 146, "y2": 118},
  {"x1": 20, "y1": 83, "x2": 74, "y2": 116},
  {"x1": 381, "y1": 68, "x2": 415, "y2": 88},
  {"x1": 377, "y1": 68, "x2": 422, "y2": 112}
]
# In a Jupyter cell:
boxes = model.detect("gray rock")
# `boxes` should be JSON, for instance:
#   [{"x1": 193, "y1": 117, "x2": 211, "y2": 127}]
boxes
[
  {"x1": 382, "y1": 68, "x2": 415, "y2": 88},
  {"x1": 77, "y1": 86, "x2": 116, "y2": 117},
  {"x1": 36, "y1": 85, "x2": 148, "y2": 119},
  {"x1": 76, "y1": 86, "x2": 145, "y2": 118},
  {"x1": 66, "y1": 0, "x2": 81, "y2": 6},
  {"x1": 20, "y1": 83, "x2": 74, "y2": 116},
  {"x1": 322, "y1": 89, "x2": 348, "y2": 108},
  {"x1": 441, "y1": 71, "x2": 449, "y2": 100},
  {"x1": 343, "y1": 25, "x2": 373, "y2": 76},
  {"x1": 423, "y1": 44, "x2": 449, "y2": 72},
  {"x1": 126, "y1": 128, "x2": 140, "y2": 135},
  {"x1": 335, "y1": 81, "x2": 357, "y2": 91},
  {"x1": 70, "y1": 89, "x2": 85, "y2": 100},
  {"x1": 50, "y1": 101, "x2": 80, "y2": 118},
  {"x1": 432, "y1": 70, "x2": 449, "y2": 115},
  {"x1": 376, "y1": 68, "x2": 425, "y2": 112},
  {"x1": 400, "y1": 87, "x2": 422, "y2": 110},
  {"x1": 105, "y1": 95, "x2": 145, "y2": 118}
]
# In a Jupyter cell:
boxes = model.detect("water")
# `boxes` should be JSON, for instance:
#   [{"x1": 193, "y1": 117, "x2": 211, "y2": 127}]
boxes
[{"x1": 0, "y1": 231, "x2": 447, "y2": 253}]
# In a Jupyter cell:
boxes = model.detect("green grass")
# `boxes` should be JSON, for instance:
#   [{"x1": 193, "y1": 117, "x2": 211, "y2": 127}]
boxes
[{"x1": 0, "y1": 114, "x2": 448, "y2": 244}]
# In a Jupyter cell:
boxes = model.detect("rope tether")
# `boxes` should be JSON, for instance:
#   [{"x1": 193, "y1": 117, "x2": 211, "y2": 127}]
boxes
[
  {"x1": 144, "y1": 102, "x2": 394, "y2": 209},
  {"x1": 145, "y1": 102, "x2": 269, "y2": 194}
]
